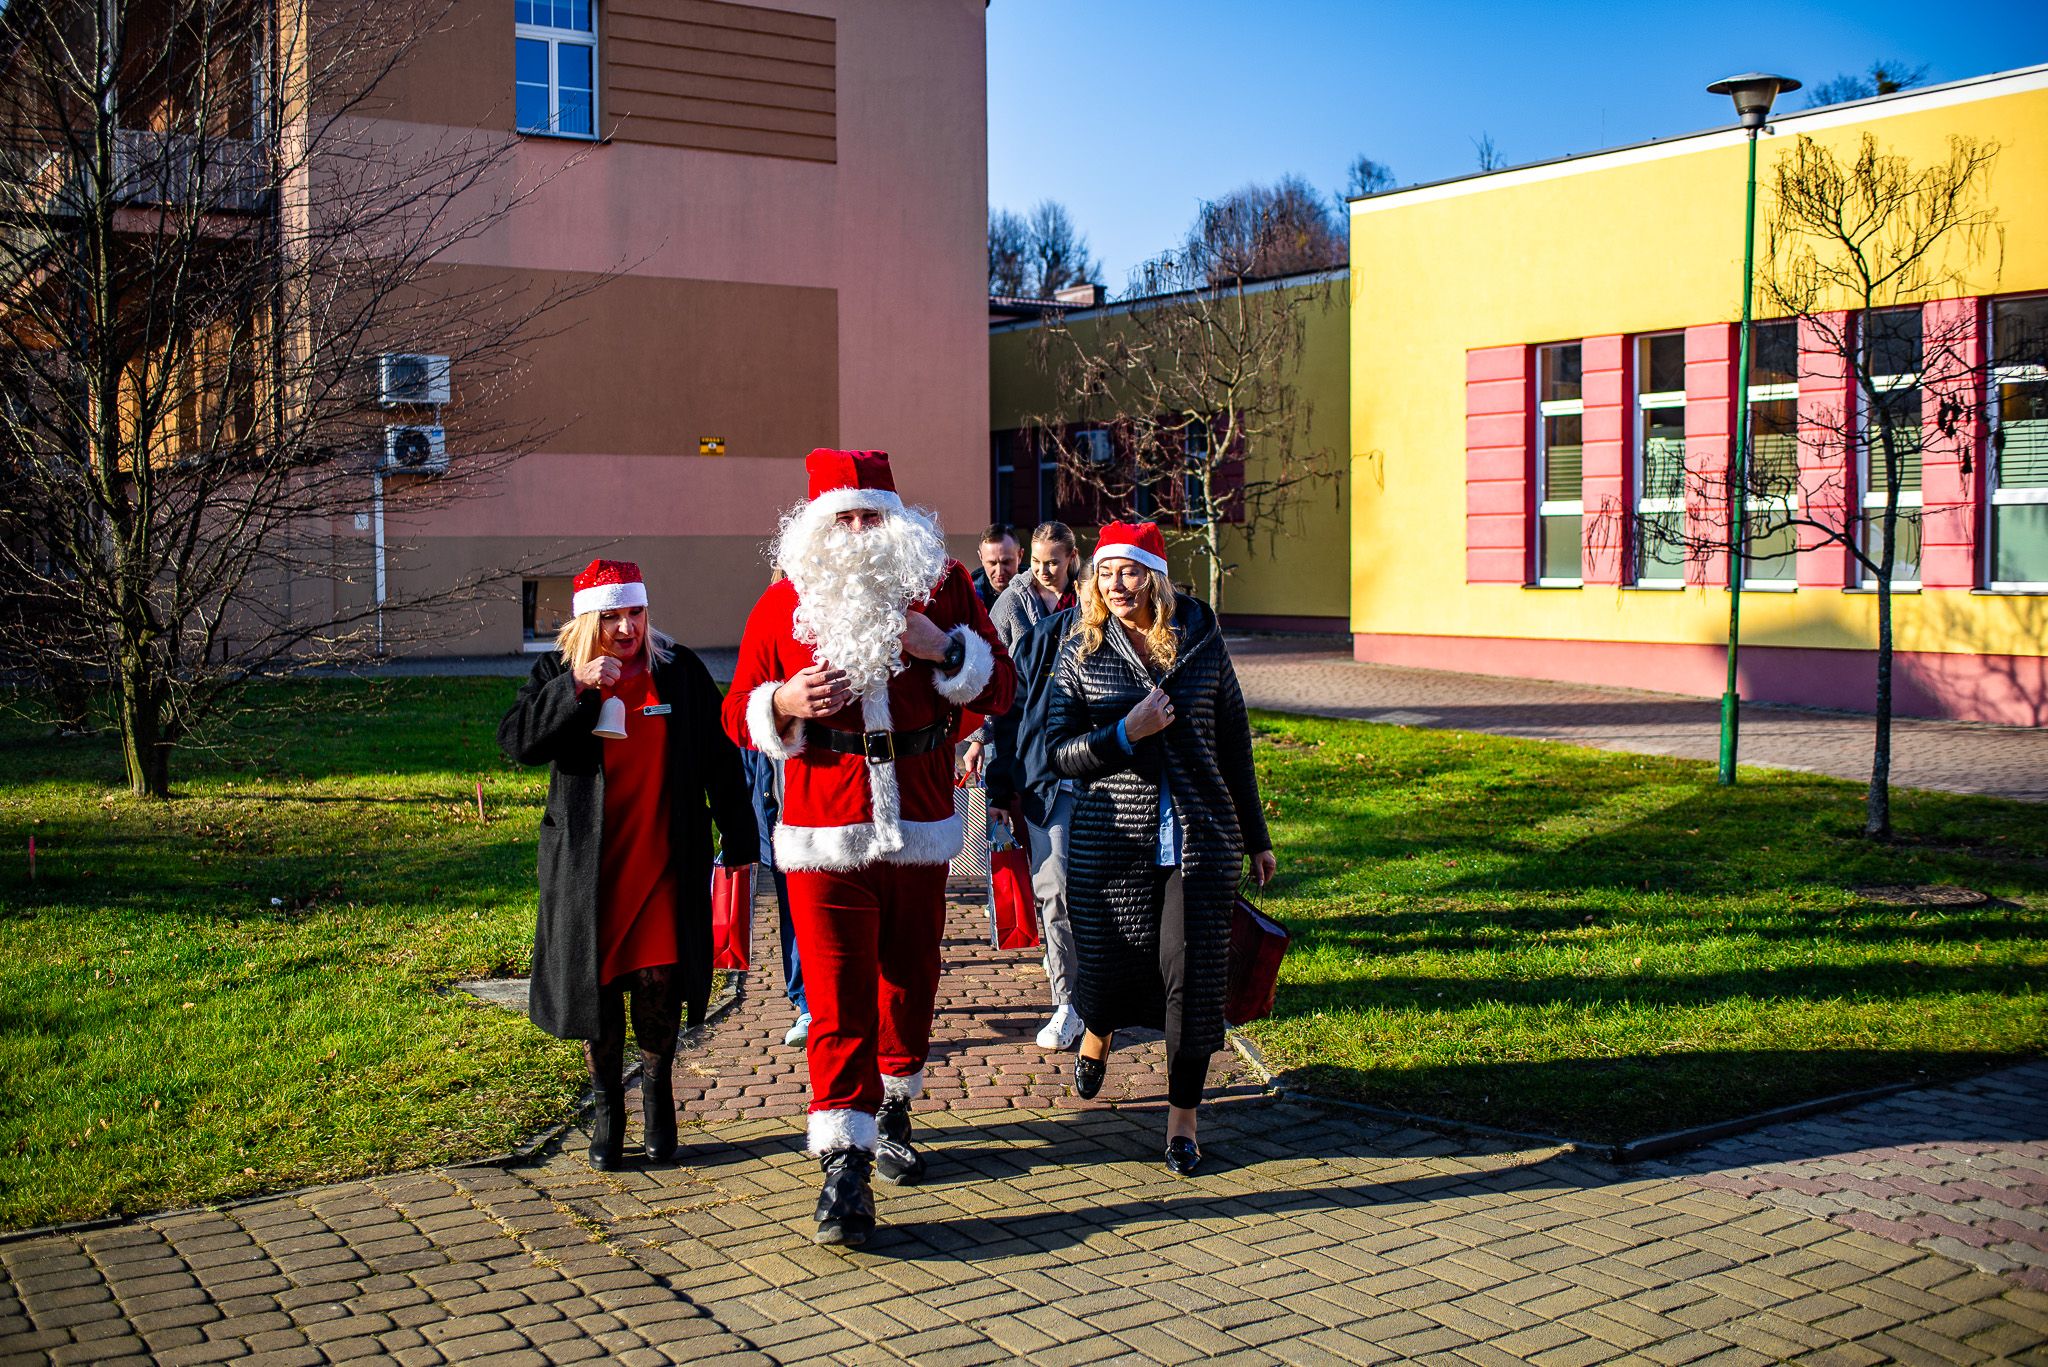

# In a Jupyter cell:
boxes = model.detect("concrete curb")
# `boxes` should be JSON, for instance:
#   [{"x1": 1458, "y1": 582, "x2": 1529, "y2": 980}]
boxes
[
  {"x1": 1228, "y1": 1030, "x2": 1587, "y2": 1155},
  {"x1": 1225, "y1": 1029, "x2": 2030, "y2": 1166}
]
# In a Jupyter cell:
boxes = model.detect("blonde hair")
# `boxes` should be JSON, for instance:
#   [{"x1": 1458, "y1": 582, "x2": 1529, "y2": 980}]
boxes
[
  {"x1": 1078, "y1": 564, "x2": 1178, "y2": 671},
  {"x1": 556, "y1": 611, "x2": 675, "y2": 670}
]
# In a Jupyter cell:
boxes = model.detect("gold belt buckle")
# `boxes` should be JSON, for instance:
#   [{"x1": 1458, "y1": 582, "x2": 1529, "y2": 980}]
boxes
[{"x1": 862, "y1": 730, "x2": 896, "y2": 765}]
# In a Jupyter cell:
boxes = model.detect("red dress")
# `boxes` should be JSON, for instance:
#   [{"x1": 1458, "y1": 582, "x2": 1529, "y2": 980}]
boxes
[{"x1": 597, "y1": 668, "x2": 681, "y2": 985}]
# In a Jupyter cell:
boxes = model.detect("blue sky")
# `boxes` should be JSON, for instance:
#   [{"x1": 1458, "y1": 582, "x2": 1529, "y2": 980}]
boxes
[{"x1": 988, "y1": 1, "x2": 2048, "y2": 291}]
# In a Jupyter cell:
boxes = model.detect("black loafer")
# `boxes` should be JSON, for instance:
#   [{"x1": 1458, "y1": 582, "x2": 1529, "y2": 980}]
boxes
[
  {"x1": 1165, "y1": 1135, "x2": 1201, "y2": 1177},
  {"x1": 1073, "y1": 1052, "x2": 1107, "y2": 1100}
]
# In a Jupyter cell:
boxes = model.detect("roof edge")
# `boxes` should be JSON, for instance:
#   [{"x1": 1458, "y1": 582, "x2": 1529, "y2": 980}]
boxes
[{"x1": 1348, "y1": 62, "x2": 2048, "y2": 215}]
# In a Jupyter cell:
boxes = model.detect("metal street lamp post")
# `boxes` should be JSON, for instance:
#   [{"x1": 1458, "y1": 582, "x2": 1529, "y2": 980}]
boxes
[{"x1": 1705, "y1": 72, "x2": 1799, "y2": 785}]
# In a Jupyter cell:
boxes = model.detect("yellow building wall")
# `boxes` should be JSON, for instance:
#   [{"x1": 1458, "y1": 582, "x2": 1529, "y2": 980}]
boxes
[
  {"x1": 991, "y1": 277, "x2": 1350, "y2": 626},
  {"x1": 1348, "y1": 78, "x2": 2048, "y2": 663}
]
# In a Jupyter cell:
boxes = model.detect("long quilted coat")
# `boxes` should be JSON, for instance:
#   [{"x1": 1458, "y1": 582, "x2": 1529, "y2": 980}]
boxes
[
  {"x1": 497, "y1": 647, "x2": 757, "y2": 1041},
  {"x1": 1046, "y1": 596, "x2": 1270, "y2": 1056}
]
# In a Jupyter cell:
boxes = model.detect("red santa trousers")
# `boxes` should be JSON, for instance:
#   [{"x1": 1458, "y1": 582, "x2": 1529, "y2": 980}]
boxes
[{"x1": 786, "y1": 860, "x2": 948, "y2": 1155}]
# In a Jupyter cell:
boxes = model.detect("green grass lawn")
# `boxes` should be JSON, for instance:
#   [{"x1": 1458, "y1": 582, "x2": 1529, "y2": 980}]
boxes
[
  {"x1": 0, "y1": 679, "x2": 585, "y2": 1230},
  {"x1": 3, "y1": 681, "x2": 2043, "y2": 1229},
  {"x1": 1242, "y1": 711, "x2": 2048, "y2": 1144}
]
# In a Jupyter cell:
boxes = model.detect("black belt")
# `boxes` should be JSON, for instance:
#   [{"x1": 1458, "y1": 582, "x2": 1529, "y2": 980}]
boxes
[{"x1": 803, "y1": 719, "x2": 952, "y2": 765}]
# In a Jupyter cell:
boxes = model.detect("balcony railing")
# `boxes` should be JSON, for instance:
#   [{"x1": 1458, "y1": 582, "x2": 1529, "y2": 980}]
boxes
[
  {"x1": 111, "y1": 129, "x2": 270, "y2": 214},
  {"x1": 5, "y1": 128, "x2": 271, "y2": 220}
]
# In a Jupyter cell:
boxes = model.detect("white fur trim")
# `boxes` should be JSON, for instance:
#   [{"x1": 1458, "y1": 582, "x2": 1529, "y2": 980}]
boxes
[
  {"x1": 571, "y1": 580, "x2": 647, "y2": 617},
  {"x1": 746, "y1": 680, "x2": 804, "y2": 760},
  {"x1": 804, "y1": 487, "x2": 905, "y2": 522},
  {"x1": 1092, "y1": 542, "x2": 1168, "y2": 575},
  {"x1": 881, "y1": 1069, "x2": 925, "y2": 1103},
  {"x1": 932, "y1": 627, "x2": 994, "y2": 706},
  {"x1": 808, "y1": 1108, "x2": 878, "y2": 1156},
  {"x1": 773, "y1": 814, "x2": 963, "y2": 873},
  {"x1": 860, "y1": 686, "x2": 902, "y2": 854}
]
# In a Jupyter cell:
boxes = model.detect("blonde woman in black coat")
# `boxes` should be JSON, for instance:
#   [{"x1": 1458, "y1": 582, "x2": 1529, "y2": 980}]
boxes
[
  {"x1": 497, "y1": 560, "x2": 756, "y2": 1170},
  {"x1": 1045, "y1": 522, "x2": 1275, "y2": 1176}
]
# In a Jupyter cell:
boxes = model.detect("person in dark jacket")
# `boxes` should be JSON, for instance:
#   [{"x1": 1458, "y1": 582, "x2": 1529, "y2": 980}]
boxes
[
  {"x1": 498, "y1": 559, "x2": 757, "y2": 1171},
  {"x1": 740, "y1": 746, "x2": 810, "y2": 1045},
  {"x1": 970, "y1": 523, "x2": 1019, "y2": 609},
  {"x1": 987, "y1": 520, "x2": 1083, "y2": 1049},
  {"x1": 1046, "y1": 522, "x2": 1275, "y2": 1177}
]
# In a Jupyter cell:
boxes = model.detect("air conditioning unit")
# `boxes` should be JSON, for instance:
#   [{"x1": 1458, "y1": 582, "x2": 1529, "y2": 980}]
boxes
[
  {"x1": 1075, "y1": 429, "x2": 1114, "y2": 466},
  {"x1": 383, "y1": 425, "x2": 447, "y2": 474},
  {"x1": 378, "y1": 354, "x2": 451, "y2": 407}
]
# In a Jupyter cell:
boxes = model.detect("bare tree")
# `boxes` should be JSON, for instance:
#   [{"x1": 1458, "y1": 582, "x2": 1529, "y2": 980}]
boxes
[
  {"x1": 0, "y1": 0, "x2": 585, "y2": 796},
  {"x1": 986, "y1": 198, "x2": 1099, "y2": 299},
  {"x1": 1636, "y1": 133, "x2": 2002, "y2": 838},
  {"x1": 1472, "y1": 132, "x2": 1505, "y2": 172},
  {"x1": 1027, "y1": 238, "x2": 1340, "y2": 610},
  {"x1": 1187, "y1": 173, "x2": 1343, "y2": 284},
  {"x1": 1339, "y1": 153, "x2": 1395, "y2": 210},
  {"x1": 988, "y1": 206, "x2": 1031, "y2": 296},
  {"x1": 1805, "y1": 60, "x2": 1929, "y2": 108},
  {"x1": 1024, "y1": 198, "x2": 1098, "y2": 297}
]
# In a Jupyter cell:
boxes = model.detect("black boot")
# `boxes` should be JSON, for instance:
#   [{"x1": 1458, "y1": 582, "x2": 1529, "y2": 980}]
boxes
[
  {"x1": 813, "y1": 1148, "x2": 876, "y2": 1247},
  {"x1": 874, "y1": 1097, "x2": 927, "y2": 1186},
  {"x1": 640, "y1": 1054, "x2": 677, "y2": 1162},
  {"x1": 590, "y1": 1085, "x2": 626, "y2": 1171}
]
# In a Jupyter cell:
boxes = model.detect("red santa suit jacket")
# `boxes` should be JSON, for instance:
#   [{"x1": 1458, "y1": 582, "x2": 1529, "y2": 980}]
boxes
[{"x1": 722, "y1": 560, "x2": 1016, "y2": 872}]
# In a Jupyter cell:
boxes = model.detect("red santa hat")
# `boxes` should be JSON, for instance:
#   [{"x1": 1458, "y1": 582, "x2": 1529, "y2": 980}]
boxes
[
  {"x1": 571, "y1": 559, "x2": 648, "y2": 617},
  {"x1": 803, "y1": 448, "x2": 904, "y2": 520},
  {"x1": 1091, "y1": 520, "x2": 1169, "y2": 575}
]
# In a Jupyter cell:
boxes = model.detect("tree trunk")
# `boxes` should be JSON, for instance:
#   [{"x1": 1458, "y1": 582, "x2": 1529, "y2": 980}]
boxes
[
  {"x1": 1867, "y1": 581, "x2": 1893, "y2": 839},
  {"x1": 1205, "y1": 519, "x2": 1223, "y2": 611},
  {"x1": 118, "y1": 649, "x2": 170, "y2": 798}
]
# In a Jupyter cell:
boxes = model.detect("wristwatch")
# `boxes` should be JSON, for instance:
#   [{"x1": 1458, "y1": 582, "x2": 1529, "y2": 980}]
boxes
[{"x1": 938, "y1": 634, "x2": 965, "y2": 674}]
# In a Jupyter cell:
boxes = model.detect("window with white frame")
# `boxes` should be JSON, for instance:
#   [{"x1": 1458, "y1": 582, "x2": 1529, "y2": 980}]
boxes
[
  {"x1": 1634, "y1": 332, "x2": 1686, "y2": 585},
  {"x1": 1182, "y1": 424, "x2": 1210, "y2": 526},
  {"x1": 1534, "y1": 343, "x2": 1583, "y2": 585},
  {"x1": 1988, "y1": 295, "x2": 2048, "y2": 589},
  {"x1": 1741, "y1": 320, "x2": 1800, "y2": 586},
  {"x1": 516, "y1": 0, "x2": 596, "y2": 138},
  {"x1": 1858, "y1": 308, "x2": 1923, "y2": 586}
]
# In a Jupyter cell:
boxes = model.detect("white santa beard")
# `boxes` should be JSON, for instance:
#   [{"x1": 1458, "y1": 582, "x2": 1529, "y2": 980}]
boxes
[{"x1": 776, "y1": 505, "x2": 947, "y2": 698}]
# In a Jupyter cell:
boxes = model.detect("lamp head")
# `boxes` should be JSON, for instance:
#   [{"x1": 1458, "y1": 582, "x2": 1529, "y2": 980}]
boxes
[{"x1": 1707, "y1": 72, "x2": 1801, "y2": 131}]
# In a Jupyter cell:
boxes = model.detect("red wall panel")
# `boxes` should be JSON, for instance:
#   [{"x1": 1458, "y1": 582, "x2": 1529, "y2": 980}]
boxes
[{"x1": 1465, "y1": 344, "x2": 1530, "y2": 584}]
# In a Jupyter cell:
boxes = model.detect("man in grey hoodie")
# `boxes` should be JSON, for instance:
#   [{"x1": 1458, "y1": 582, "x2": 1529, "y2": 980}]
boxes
[{"x1": 987, "y1": 521, "x2": 1085, "y2": 1050}]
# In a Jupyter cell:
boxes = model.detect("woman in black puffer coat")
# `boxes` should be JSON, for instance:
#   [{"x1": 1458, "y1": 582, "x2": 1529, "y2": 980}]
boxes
[{"x1": 1046, "y1": 522, "x2": 1275, "y2": 1176}]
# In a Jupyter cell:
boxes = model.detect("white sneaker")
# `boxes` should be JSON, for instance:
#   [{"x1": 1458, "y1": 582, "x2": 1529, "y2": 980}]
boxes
[
  {"x1": 784, "y1": 1012, "x2": 811, "y2": 1047},
  {"x1": 1035, "y1": 1005, "x2": 1082, "y2": 1051}
]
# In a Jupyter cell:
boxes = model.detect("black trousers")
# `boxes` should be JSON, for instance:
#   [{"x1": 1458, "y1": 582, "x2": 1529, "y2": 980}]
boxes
[{"x1": 1089, "y1": 865, "x2": 1210, "y2": 1109}]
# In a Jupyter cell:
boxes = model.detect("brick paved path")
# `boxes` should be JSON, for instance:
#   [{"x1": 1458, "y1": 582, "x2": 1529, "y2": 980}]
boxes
[
  {"x1": 5, "y1": 890, "x2": 2046, "y2": 1366},
  {"x1": 1226, "y1": 639, "x2": 2048, "y2": 803},
  {"x1": 1650, "y1": 1062, "x2": 2048, "y2": 1295},
  {"x1": 664, "y1": 878, "x2": 1263, "y2": 1122}
]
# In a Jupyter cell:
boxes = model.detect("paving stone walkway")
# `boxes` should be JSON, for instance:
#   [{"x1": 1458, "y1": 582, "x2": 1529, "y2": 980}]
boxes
[
  {"x1": 7, "y1": 890, "x2": 2047, "y2": 1365},
  {"x1": 1225, "y1": 640, "x2": 2048, "y2": 803},
  {"x1": 1649, "y1": 1063, "x2": 2048, "y2": 1295}
]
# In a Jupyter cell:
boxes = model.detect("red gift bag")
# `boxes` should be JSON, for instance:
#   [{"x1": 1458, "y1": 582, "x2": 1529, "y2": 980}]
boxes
[
  {"x1": 1224, "y1": 891, "x2": 1289, "y2": 1026},
  {"x1": 710, "y1": 860, "x2": 753, "y2": 971},
  {"x1": 988, "y1": 838, "x2": 1039, "y2": 951}
]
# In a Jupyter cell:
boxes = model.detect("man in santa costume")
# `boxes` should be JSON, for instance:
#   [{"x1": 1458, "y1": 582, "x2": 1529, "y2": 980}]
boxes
[{"x1": 723, "y1": 449, "x2": 1015, "y2": 1247}]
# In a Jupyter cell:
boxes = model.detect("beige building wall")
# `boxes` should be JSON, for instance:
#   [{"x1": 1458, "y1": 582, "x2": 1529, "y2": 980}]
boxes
[{"x1": 334, "y1": 0, "x2": 989, "y2": 653}]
